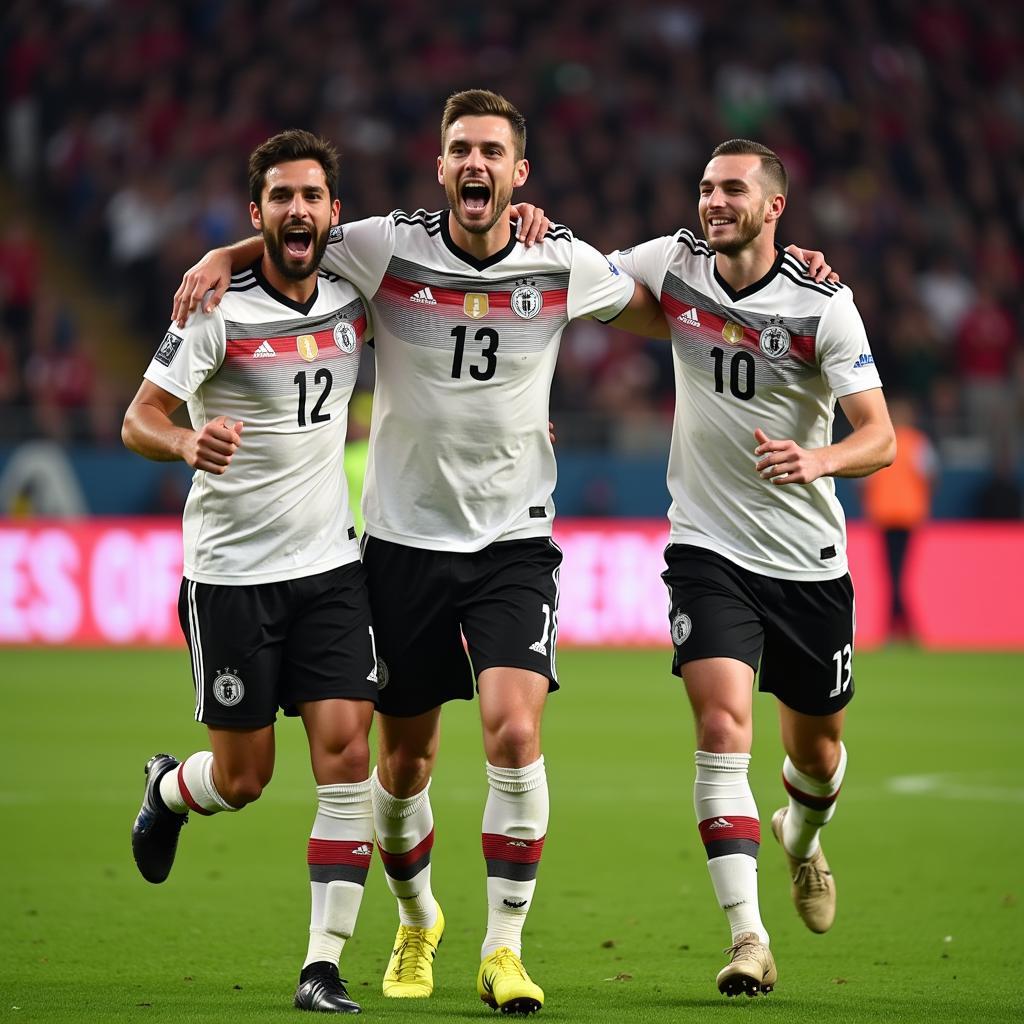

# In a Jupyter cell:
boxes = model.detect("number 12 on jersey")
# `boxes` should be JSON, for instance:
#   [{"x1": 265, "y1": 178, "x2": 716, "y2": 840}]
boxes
[{"x1": 451, "y1": 326, "x2": 499, "y2": 381}]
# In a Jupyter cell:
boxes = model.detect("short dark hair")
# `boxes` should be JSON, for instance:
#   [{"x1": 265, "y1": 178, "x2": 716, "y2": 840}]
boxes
[
  {"x1": 248, "y1": 129, "x2": 340, "y2": 204},
  {"x1": 710, "y1": 139, "x2": 788, "y2": 197},
  {"x1": 441, "y1": 90, "x2": 527, "y2": 161}
]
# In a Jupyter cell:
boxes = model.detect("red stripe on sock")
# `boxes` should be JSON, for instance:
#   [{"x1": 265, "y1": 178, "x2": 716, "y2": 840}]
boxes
[
  {"x1": 377, "y1": 828, "x2": 434, "y2": 868},
  {"x1": 697, "y1": 815, "x2": 760, "y2": 845},
  {"x1": 481, "y1": 833, "x2": 546, "y2": 863},
  {"x1": 783, "y1": 775, "x2": 840, "y2": 811},
  {"x1": 176, "y1": 763, "x2": 214, "y2": 816},
  {"x1": 307, "y1": 838, "x2": 375, "y2": 866}
]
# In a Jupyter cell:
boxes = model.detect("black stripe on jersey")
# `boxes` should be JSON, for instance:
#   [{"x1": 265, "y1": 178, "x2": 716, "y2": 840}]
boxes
[
  {"x1": 227, "y1": 280, "x2": 260, "y2": 293},
  {"x1": 318, "y1": 269, "x2": 342, "y2": 282},
  {"x1": 223, "y1": 296, "x2": 366, "y2": 340},
  {"x1": 780, "y1": 252, "x2": 841, "y2": 293},
  {"x1": 391, "y1": 208, "x2": 444, "y2": 236},
  {"x1": 675, "y1": 228, "x2": 713, "y2": 257},
  {"x1": 778, "y1": 267, "x2": 840, "y2": 298},
  {"x1": 386, "y1": 254, "x2": 570, "y2": 293},
  {"x1": 544, "y1": 221, "x2": 573, "y2": 242}
]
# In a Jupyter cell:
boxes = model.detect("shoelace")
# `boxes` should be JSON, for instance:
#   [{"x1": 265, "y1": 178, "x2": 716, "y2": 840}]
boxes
[
  {"x1": 793, "y1": 859, "x2": 830, "y2": 895},
  {"x1": 393, "y1": 929, "x2": 433, "y2": 979},
  {"x1": 722, "y1": 936, "x2": 762, "y2": 959},
  {"x1": 489, "y1": 950, "x2": 528, "y2": 980}
]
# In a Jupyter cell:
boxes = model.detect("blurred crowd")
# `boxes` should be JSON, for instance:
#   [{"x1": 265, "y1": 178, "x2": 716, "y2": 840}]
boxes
[{"x1": 2, "y1": 0, "x2": 1023, "y2": 479}]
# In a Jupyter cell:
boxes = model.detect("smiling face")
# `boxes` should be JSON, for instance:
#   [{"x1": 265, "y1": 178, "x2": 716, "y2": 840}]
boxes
[
  {"x1": 250, "y1": 159, "x2": 340, "y2": 282},
  {"x1": 438, "y1": 114, "x2": 529, "y2": 235},
  {"x1": 698, "y1": 153, "x2": 784, "y2": 256}
]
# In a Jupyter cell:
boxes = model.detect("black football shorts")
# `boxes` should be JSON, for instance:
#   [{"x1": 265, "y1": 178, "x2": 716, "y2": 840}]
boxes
[
  {"x1": 662, "y1": 543, "x2": 856, "y2": 716},
  {"x1": 360, "y1": 536, "x2": 563, "y2": 717},
  {"x1": 177, "y1": 561, "x2": 380, "y2": 728}
]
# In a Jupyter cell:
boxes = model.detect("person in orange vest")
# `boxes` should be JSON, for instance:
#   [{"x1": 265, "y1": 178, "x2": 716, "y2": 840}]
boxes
[{"x1": 861, "y1": 395, "x2": 938, "y2": 640}]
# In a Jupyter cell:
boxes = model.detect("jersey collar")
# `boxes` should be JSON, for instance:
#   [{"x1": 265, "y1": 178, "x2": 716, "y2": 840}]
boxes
[
  {"x1": 440, "y1": 210, "x2": 518, "y2": 271},
  {"x1": 712, "y1": 246, "x2": 784, "y2": 302},
  {"x1": 252, "y1": 259, "x2": 320, "y2": 315}
]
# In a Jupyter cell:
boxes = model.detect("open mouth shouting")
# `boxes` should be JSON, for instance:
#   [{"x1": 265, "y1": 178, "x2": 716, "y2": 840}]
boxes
[
  {"x1": 460, "y1": 179, "x2": 492, "y2": 217},
  {"x1": 283, "y1": 222, "x2": 314, "y2": 261}
]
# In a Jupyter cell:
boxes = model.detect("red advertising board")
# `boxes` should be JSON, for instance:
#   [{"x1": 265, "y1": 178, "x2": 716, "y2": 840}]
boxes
[{"x1": 0, "y1": 519, "x2": 1021, "y2": 649}]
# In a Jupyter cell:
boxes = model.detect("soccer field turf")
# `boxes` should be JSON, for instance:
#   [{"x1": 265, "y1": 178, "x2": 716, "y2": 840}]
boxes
[{"x1": 2, "y1": 647, "x2": 1022, "y2": 1023}]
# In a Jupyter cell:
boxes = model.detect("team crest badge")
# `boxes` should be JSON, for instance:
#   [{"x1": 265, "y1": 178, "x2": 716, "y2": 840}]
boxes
[
  {"x1": 333, "y1": 321, "x2": 357, "y2": 353},
  {"x1": 671, "y1": 612, "x2": 692, "y2": 646},
  {"x1": 464, "y1": 293, "x2": 489, "y2": 319},
  {"x1": 759, "y1": 317, "x2": 791, "y2": 358},
  {"x1": 154, "y1": 332, "x2": 183, "y2": 367},
  {"x1": 212, "y1": 669, "x2": 245, "y2": 707},
  {"x1": 296, "y1": 334, "x2": 318, "y2": 361},
  {"x1": 511, "y1": 284, "x2": 543, "y2": 319},
  {"x1": 722, "y1": 321, "x2": 745, "y2": 346}
]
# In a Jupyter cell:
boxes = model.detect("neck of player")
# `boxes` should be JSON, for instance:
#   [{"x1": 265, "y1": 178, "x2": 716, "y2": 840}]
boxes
[
  {"x1": 447, "y1": 210, "x2": 513, "y2": 261},
  {"x1": 714, "y1": 235, "x2": 777, "y2": 294},
  {"x1": 261, "y1": 255, "x2": 317, "y2": 304}
]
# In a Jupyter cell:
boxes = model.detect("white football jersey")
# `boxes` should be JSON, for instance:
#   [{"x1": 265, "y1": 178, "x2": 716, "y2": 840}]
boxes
[
  {"x1": 321, "y1": 210, "x2": 634, "y2": 552},
  {"x1": 144, "y1": 262, "x2": 369, "y2": 585},
  {"x1": 613, "y1": 231, "x2": 883, "y2": 581}
]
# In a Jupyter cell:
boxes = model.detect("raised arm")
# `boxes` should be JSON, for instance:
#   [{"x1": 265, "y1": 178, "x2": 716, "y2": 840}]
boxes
[
  {"x1": 753, "y1": 388, "x2": 895, "y2": 485},
  {"x1": 172, "y1": 236, "x2": 264, "y2": 328}
]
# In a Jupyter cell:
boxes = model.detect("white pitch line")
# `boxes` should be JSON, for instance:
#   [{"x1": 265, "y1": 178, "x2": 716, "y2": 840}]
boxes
[{"x1": 886, "y1": 774, "x2": 1024, "y2": 803}]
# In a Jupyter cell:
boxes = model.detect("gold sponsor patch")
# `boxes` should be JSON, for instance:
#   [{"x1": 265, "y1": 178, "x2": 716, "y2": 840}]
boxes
[
  {"x1": 722, "y1": 320, "x2": 745, "y2": 345},
  {"x1": 464, "y1": 292, "x2": 489, "y2": 319},
  {"x1": 296, "y1": 334, "x2": 318, "y2": 361}
]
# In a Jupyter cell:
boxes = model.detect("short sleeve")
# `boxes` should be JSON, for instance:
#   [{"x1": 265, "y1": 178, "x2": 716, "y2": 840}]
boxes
[
  {"x1": 817, "y1": 289, "x2": 884, "y2": 398},
  {"x1": 143, "y1": 311, "x2": 225, "y2": 401},
  {"x1": 321, "y1": 216, "x2": 397, "y2": 299},
  {"x1": 607, "y1": 235, "x2": 676, "y2": 300},
  {"x1": 567, "y1": 238, "x2": 636, "y2": 322}
]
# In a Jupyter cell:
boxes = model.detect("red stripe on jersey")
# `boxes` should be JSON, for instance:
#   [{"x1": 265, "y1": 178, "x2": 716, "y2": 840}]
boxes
[
  {"x1": 307, "y1": 838, "x2": 375, "y2": 866},
  {"x1": 698, "y1": 815, "x2": 760, "y2": 845},
  {"x1": 481, "y1": 833, "x2": 546, "y2": 863},
  {"x1": 224, "y1": 314, "x2": 368, "y2": 363},
  {"x1": 377, "y1": 828, "x2": 435, "y2": 868},
  {"x1": 176, "y1": 763, "x2": 214, "y2": 816},
  {"x1": 378, "y1": 273, "x2": 569, "y2": 315},
  {"x1": 783, "y1": 775, "x2": 840, "y2": 811},
  {"x1": 660, "y1": 293, "x2": 815, "y2": 364}
]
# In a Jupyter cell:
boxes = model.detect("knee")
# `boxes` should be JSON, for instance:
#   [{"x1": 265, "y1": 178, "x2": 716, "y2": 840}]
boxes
[
  {"x1": 485, "y1": 716, "x2": 540, "y2": 766},
  {"x1": 218, "y1": 770, "x2": 270, "y2": 809},
  {"x1": 317, "y1": 736, "x2": 371, "y2": 785},
  {"x1": 378, "y1": 747, "x2": 433, "y2": 797},
  {"x1": 790, "y1": 738, "x2": 842, "y2": 781},
  {"x1": 696, "y1": 707, "x2": 749, "y2": 753}
]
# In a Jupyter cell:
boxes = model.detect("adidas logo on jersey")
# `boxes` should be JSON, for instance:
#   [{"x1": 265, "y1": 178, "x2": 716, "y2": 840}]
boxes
[
  {"x1": 852, "y1": 352, "x2": 875, "y2": 368},
  {"x1": 351, "y1": 843, "x2": 373, "y2": 857},
  {"x1": 529, "y1": 641, "x2": 547, "y2": 655},
  {"x1": 707, "y1": 817, "x2": 734, "y2": 830},
  {"x1": 410, "y1": 286, "x2": 438, "y2": 304},
  {"x1": 677, "y1": 307, "x2": 701, "y2": 327},
  {"x1": 253, "y1": 340, "x2": 277, "y2": 358}
]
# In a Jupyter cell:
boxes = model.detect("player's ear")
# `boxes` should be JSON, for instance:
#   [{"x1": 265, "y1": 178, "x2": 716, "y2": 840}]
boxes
[
  {"x1": 765, "y1": 193, "x2": 785, "y2": 224},
  {"x1": 331, "y1": 198, "x2": 341, "y2": 225},
  {"x1": 437, "y1": 155, "x2": 445, "y2": 187},
  {"x1": 513, "y1": 158, "x2": 530, "y2": 188},
  {"x1": 250, "y1": 201, "x2": 262, "y2": 231}
]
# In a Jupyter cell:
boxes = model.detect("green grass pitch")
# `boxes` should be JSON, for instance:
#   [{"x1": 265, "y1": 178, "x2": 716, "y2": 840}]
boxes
[{"x1": 2, "y1": 647, "x2": 1022, "y2": 1023}]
